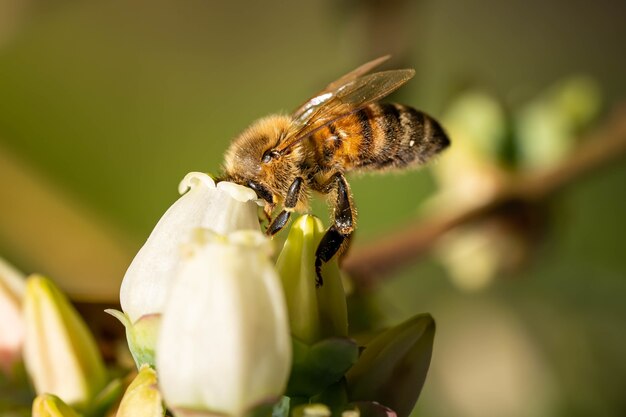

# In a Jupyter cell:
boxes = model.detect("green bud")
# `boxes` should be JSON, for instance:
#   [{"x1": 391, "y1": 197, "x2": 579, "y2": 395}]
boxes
[
  {"x1": 288, "y1": 337, "x2": 358, "y2": 398},
  {"x1": 346, "y1": 314, "x2": 435, "y2": 417},
  {"x1": 516, "y1": 76, "x2": 602, "y2": 169},
  {"x1": 116, "y1": 365, "x2": 164, "y2": 417},
  {"x1": 276, "y1": 215, "x2": 348, "y2": 344},
  {"x1": 32, "y1": 394, "x2": 80, "y2": 417},
  {"x1": 441, "y1": 90, "x2": 508, "y2": 163},
  {"x1": 22, "y1": 275, "x2": 107, "y2": 411}
]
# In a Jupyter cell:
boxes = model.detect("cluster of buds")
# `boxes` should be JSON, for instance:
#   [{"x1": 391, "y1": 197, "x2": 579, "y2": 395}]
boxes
[
  {"x1": 2, "y1": 171, "x2": 435, "y2": 417},
  {"x1": 110, "y1": 171, "x2": 435, "y2": 417},
  {"x1": 430, "y1": 77, "x2": 602, "y2": 290},
  {"x1": 6, "y1": 271, "x2": 123, "y2": 416}
]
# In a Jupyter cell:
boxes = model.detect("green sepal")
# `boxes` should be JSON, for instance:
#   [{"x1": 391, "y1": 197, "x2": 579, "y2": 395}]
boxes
[
  {"x1": 287, "y1": 337, "x2": 358, "y2": 398},
  {"x1": 105, "y1": 309, "x2": 160, "y2": 369},
  {"x1": 345, "y1": 314, "x2": 435, "y2": 417}
]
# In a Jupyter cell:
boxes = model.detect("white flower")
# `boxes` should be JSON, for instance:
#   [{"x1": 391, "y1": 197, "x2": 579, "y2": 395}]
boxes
[
  {"x1": 157, "y1": 229, "x2": 291, "y2": 417},
  {"x1": 120, "y1": 172, "x2": 262, "y2": 324}
]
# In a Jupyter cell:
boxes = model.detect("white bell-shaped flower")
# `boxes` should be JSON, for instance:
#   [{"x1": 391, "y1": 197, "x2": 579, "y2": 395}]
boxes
[
  {"x1": 120, "y1": 172, "x2": 262, "y2": 324},
  {"x1": 157, "y1": 229, "x2": 291, "y2": 417}
]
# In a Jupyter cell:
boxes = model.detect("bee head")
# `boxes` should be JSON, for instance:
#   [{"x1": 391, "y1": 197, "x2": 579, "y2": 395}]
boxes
[{"x1": 222, "y1": 114, "x2": 295, "y2": 201}]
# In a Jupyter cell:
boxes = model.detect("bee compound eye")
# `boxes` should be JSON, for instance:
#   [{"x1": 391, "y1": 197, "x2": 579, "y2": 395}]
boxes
[{"x1": 262, "y1": 149, "x2": 280, "y2": 164}]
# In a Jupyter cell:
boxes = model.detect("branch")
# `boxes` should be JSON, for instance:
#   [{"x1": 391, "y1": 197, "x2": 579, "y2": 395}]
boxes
[{"x1": 343, "y1": 104, "x2": 626, "y2": 289}]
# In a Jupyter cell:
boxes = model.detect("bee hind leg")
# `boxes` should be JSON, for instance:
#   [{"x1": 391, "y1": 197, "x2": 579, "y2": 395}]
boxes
[
  {"x1": 314, "y1": 172, "x2": 354, "y2": 287},
  {"x1": 266, "y1": 177, "x2": 303, "y2": 236}
]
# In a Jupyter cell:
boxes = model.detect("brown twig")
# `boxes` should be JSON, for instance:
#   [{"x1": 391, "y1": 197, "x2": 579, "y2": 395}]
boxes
[{"x1": 343, "y1": 104, "x2": 626, "y2": 289}]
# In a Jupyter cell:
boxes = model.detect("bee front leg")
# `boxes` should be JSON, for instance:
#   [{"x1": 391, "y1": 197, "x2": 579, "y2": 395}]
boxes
[
  {"x1": 314, "y1": 172, "x2": 354, "y2": 287},
  {"x1": 266, "y1": 177, "x2": 303, "y2": 236}
]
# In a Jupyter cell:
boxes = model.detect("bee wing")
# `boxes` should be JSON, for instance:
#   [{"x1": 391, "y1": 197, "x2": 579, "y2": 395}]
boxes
[
  {"x1": 291, "y1": 55, "x2": 391, "y2": 120},
  {"x1": 276, "y1": 68, "x2": 415, "y2": 152}
]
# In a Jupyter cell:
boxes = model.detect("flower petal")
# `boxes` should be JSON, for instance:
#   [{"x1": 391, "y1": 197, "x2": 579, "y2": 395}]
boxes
[
  {"x1": 121, "y1": 172, "x2": 262, "y2": 323},
  {"x1": 157, "y1": 229, "x2": 291, "y2": 416}
]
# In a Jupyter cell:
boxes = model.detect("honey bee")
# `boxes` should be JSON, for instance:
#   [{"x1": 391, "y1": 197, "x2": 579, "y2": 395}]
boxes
[{"x1": 220, "y1": 56, "x2": 450, "y2": 285}]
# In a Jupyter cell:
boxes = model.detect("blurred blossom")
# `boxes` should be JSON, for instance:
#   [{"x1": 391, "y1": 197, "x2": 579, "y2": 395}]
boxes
[
  {"x1": 428, "y1": 91, "x2": 512, "y2": 290},
  {"x1": 120, "y1": 172, "x2": 262, "y2": 324},
  {"x1": 157, "y1": 229, "x2": 291, "y2": 417},
  {"x1": 0, "y1": 257, "x2": 25, "y2": 376},
  {"x1": 442, "y1": 91, "x2": 508, "y2": 163},
  {"x1": 433, "y1": 91, "x2": 510, "y2": 209},
  {"x1": 116, "y1": 365, "x2": 164, "y2": 417},
  {"x1": 428, "y1": 80, "x2": 601, "y2": 290},
  {"x1": 516, "y1": 76, "x2": 602, "y2": 169},
  {"x1": 434, "y1": 221, "x2": 530, "y2": 292},
  {"x1": 32, "y1": 394, "x2": 80, "y2": 417},
  {"x1": 276, "y1": 215, "x2": 348, "y2": 344},
  {"x1": 23, "y1": 275, "x2": 107, "y2": 410}
]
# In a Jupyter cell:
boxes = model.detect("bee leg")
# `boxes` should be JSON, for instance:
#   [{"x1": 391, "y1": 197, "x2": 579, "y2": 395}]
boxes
[
  {"x1": 266, "y1": 177, "x2": 303, "y2": 236},
  {"x1": 314, "y1": 172, "x2": 354, "y2": 287}
]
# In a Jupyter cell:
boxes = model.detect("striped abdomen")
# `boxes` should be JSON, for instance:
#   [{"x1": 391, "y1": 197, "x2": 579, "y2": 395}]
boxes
[{"x1": 309, "y1": 102, "x2": 450, "y2": 172}]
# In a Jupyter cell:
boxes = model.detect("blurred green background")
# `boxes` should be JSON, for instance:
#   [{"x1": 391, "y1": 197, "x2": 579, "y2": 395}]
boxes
[{"x1": 1, "y1": 1, "x2": 625, "y2": 416}]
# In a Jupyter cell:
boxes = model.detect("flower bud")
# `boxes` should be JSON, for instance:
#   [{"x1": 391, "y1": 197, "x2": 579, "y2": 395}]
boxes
[
  {"x1": 276, "y1": 215, "x2": 357, "y2": 398},
  {"x1": 116, "y1": 365, "x2": 164, "y2": 417},
  {"x1": 276, "y1": 215, "x2": 348, "y2": 344},
  {"x1": 157, "y1": 229, "x2": 291, "y2": 417},
  {"x1": 120, "y1": 172, "x2": 262, "y2": 324},
  {"x1": 346, "y1": 314, "x2": 435, "y2": 417},
  {"x1": 23, "y1": 275, "x2": 107, "y2": 410},
  {"x1": 0, "y1": 257, "x2": 25, "y2": 376},
  {"x1": 516, "y1": 76, "x2": 601, "y2": 170},
  {"x1": 32, "y1": 394, "x2": 80, "y2": 417}
]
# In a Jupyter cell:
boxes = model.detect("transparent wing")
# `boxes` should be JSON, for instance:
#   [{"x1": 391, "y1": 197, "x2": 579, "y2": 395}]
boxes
[
  {"x1": 291, "y1": 55, "x2": 391, "y2": 120},
  {"x1": 276, "y1": 68, "x2": 415, "y2": 152}
]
